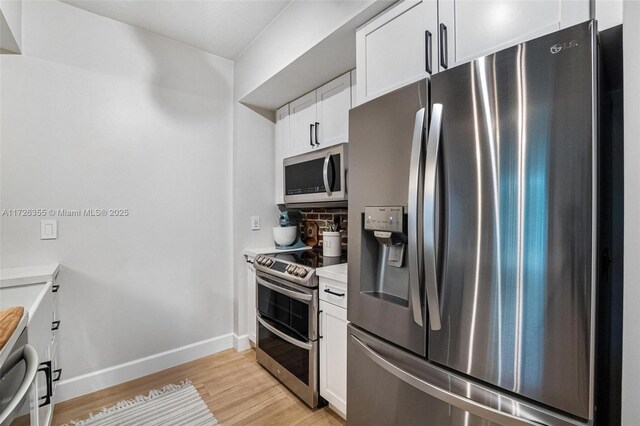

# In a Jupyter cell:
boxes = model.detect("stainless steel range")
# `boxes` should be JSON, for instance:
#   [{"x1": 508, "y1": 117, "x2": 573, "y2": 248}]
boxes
[{"x1": 253, "y1": 249, "x2": 346, "y2": 408}]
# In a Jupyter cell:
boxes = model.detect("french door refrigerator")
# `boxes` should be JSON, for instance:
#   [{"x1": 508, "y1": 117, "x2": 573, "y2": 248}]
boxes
[{"x1": 348, "y1": 21, "x2": 598, "y2": 425}]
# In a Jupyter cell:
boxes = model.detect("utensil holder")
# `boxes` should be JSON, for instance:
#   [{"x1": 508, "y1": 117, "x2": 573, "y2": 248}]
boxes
[{"x1": 323, "y1": 231, "x2": 342, "y2": 257}]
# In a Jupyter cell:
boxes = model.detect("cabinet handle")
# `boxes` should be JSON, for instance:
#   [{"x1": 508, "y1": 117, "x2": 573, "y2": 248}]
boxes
[
  {"x1": 318, "y1": 310, "x2": 323, "y2": 339},
  {"x1": 51, "y1": 321, "x2": 60, "y2": 331},
  {"x1": 52, "y1": 284, "x2": 60, "y2": 293},
  {"x1": 310, "y1": 123, "x2": 315, "y2": 147},
  {"x1": 425, "y1": 30, "x2": 433, "y2": 74},
  {"x1": 439, "y1": 24, "x2": 448, "y2": 69},
  {"x1": 52, "y1": 368, "x2": 62, "y2": 383},
  {"x1": 315, "y1": 122, "x2": 320, "y2": 146},
  {"x1": 324, "y1": 288, "x2": 345, "y2": 297},
  {"x1": 38, "y1": 361, "x2": 53, "y2": 407}
]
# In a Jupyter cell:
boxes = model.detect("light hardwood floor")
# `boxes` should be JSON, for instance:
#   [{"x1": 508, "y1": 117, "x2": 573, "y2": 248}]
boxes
[{"x1": 52, "y1": 348, "x2": 345, "y2": 426}]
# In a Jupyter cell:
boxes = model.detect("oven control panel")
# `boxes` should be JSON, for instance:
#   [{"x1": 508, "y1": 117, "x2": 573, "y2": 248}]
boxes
[{"x1": 254, "y1": 255, "x2": 315, "y2": 287}]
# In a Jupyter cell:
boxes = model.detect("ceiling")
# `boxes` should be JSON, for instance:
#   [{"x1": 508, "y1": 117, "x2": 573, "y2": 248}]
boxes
[{"x1": 60, "y1": 0, "x2": 292, "y2": 60}]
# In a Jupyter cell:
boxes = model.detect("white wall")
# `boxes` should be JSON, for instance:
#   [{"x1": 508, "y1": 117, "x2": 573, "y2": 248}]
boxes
[
  {"x1": 230, "y1": 1, "x2": 386, "y2": 342},
  {"x1": 231, "y1": 104, "x2": 279, "y2": 342},
  {"x1": 0, "y1": 0, "x2": 234, "y2": 400},
  {"x1": 622, "y1": 0, "x2": 640, "y2": 422},
  {"x1": 234, "y1": 0, "x2": 379, "y2": 101}
]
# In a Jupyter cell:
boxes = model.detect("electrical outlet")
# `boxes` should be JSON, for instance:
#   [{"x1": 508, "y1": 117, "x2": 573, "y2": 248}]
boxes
[{"x1": 251, "y1": 216, "x2": 260, "y2": 230}]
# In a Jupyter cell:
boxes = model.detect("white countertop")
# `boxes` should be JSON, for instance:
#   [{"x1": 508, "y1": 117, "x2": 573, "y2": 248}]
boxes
[
  {"x1": 316, "y1": 262, "x2": 348, "y2": 284},
  {"x1": 243, "y1": 246, "x2": 310, "y2": 258},
  {"x1": 0, "y1": 263, "x2": 59, "y2": 288}
]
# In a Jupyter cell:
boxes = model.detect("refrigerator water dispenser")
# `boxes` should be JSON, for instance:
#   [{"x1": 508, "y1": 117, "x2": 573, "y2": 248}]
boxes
[{"x1": 360, "y1": 206, "x2": 409, "y2": 306}]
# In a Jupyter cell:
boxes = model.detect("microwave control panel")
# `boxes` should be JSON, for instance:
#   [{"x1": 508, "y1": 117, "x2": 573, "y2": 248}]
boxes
[{"x1": 364, "y1": 206, "x2": 404, "y2": 233}]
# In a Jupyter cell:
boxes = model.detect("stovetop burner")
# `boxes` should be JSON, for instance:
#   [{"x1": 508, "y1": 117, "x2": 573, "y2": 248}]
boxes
[
  {"x1": 253, "y1": 248, "x2": 347, "y2": 288},
  {"x1": 268, "y1": 248, "x2": 347, "y2": 269}
]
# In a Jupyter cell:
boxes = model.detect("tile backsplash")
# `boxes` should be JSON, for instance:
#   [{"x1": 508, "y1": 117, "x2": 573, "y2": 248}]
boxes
[{"x1": 300, "y1": 208, "x2": 348, "y2": 251}]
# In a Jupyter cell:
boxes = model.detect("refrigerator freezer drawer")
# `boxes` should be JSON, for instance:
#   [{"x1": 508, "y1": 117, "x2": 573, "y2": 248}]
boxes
[{"x1": 347, "y1": 325, "x2": 587, "y2": 426}]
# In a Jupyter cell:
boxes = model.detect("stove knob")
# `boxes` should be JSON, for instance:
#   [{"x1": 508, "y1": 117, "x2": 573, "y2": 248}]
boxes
[
  {"x1": 286, "y1": 265, "x2": 294, "y2": 274},
  {"x1": 298, "y1": 269, "x2": 308, "y2": 278},
  {"x1": 266, "y1": 259, "x2": 273, "y2": 267}
]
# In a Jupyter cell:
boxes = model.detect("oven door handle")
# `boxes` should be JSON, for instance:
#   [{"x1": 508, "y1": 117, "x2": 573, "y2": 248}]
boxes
[
  {"x1": 256, "y1": 275, "x2": 313, "y2": 302},
  {"x1": 257, "y1": 315, "x2": 313, "y2": 351}
]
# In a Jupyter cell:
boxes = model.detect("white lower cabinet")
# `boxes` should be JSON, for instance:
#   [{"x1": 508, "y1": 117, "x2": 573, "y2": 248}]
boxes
[
  {"x1": 246, "y1": 256, "x2": 257, "y2": 344},
  {"x1": 319, "y1": 278, "x2": 348, "y2": 418}
]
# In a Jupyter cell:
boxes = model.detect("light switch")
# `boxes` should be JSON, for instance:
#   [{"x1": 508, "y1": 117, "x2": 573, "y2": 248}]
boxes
[
  {"x1": 251, "y1": 216, "x2": 260, "y2": 231},
  {"x1": 40, "y1": 220, "x2": 58, "y2": 240}
]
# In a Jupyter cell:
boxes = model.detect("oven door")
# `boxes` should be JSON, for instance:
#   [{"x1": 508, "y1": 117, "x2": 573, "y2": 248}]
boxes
[{"x1": 255, "y1": 272, "x2": 319, "y2": 407}]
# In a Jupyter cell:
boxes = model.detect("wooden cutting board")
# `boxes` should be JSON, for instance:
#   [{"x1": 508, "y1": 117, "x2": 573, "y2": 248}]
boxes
[{"x1": 0, "y1": 306, "x2": 24, "y2": 351}]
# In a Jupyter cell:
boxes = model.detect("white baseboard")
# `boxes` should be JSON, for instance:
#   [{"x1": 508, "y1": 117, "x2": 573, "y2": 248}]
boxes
[
  {"x1": 55, "y1": 333, "x2": 234, "y2": 403},
  {"x1": 233, "y1": 333, "x2": 251, "y2": 352}
]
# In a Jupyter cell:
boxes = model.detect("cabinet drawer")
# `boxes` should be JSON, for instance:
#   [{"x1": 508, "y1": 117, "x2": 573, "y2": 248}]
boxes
[{"x1": 319, "y1": 278, "x2": 347, "y2": 309}]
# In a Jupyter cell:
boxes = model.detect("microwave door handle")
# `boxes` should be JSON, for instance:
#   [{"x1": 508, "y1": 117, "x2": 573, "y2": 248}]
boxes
[
  {"x1": 424, "y1": 103, "x2": 443, "y2": 331},
  {"x1": 310, "y1": 124, "x2": 315, "y2": 147},
  {"x1": 408, "y1": 108, "x2": 426, "y2": 327},
  {"x1": 323, "y1": 153, "x2": 333, "y2": 196}
]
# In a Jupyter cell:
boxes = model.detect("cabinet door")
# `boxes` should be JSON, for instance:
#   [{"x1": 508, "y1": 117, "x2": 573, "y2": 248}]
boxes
[
  {"x1": 439, "y1": 0, "x2": 590, "y2": 69},
  {"x1": 275, "y1": 105, "x2": 289, "y2": 205},
  {"x1": 28, "y1": 283, "x2": 53, "y2": 426},
  {"x1": 316, "y1": 72, "x2": 351, "y2": 148},
  {"x1": 289, "y1": 91, "x2": 317, "y2": 156},
  {"x1": 356, "y1": 0, "x2": 438, "y2": 104},
  {"x1": 320, "y1": 301, "x2": 347, "y2": 417},
  {"x1": 246, "y1": 260, "x2": 257, "y2": 344}
]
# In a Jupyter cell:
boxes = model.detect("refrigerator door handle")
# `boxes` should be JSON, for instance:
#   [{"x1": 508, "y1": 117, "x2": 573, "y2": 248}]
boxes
[
  {"x1": 323, "y1": 153, "x2": 332, "y2": 196},
  {"x1": 408, "y1": 108, "x2": 426, "y2": 327},
  {"x1": 424, "y1": 103, "x2": 443, "y2": 331},
  {"x1": 351, "y1": 335, "x2": 536, "y2": 426}
]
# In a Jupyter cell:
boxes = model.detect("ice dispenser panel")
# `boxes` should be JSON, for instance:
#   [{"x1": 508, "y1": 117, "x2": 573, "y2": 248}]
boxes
[{"x1": 360, "y1": 206, "x2": 409, "y2": 306}]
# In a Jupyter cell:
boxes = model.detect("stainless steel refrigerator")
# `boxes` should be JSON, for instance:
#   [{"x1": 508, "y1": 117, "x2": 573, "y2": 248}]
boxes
[{"x1": 347, "y1": 21, "x2": 600, "y2": 425}]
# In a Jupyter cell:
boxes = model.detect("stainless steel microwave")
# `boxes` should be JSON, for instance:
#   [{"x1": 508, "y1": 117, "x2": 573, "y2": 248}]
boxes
[{"x1": 283, "y1": 143, "x2": 348, "y2": 206}]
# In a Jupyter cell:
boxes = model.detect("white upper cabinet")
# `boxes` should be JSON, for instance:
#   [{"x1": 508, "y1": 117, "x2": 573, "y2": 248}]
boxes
[
  {"x1": 275, "y1": 104, "x2": 289, "y2": 205},
  {"x1": 317, "y1": 72, "x2": 351, "y2": 148},
  {"x1": 288, "y1": 72, "x2": 352, "y2": 157},
  {"x1": 356, "y1": 0, "x2": 439, "y2": 105},
  {"x1": 439, "y1": 0, "x2": 590, "y2": 69},
  {"x1": 289, "y1": 90, "x2": 317, "y2": 156},
  {"x1": 356, "y1": 0, "x2": 598, "y2": 103}
]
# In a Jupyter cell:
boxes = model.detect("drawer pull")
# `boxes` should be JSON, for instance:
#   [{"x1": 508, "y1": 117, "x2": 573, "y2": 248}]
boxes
[
  {"x1": 52, "y1": 368, "x2": 62, "y2": 383},
  {"x1": 52, "y1": 284, "x2": 60, "y2": 293},
  {"x1": 38, "y1": 361, "x2": 52, "y2": 407},
  {"x1": 51, "y1": 321, "x2": 60, "y2": 331},
  {"x1": 324, "y1": 288, "x2": 345, "y2": 297}
]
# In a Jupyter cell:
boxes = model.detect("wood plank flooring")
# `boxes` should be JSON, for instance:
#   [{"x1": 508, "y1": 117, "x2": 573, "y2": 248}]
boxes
[{"x1": 52, "y1": 348, "x2": 345, "y2": 426}]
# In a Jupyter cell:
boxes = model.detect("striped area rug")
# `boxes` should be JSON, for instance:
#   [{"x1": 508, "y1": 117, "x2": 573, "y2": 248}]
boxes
[{"x1": 70, "y1": 380, "x2": 217, "y2": 426}]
